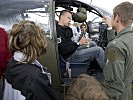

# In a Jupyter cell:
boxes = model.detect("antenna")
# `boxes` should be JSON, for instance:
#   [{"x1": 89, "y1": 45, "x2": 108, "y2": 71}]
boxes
[{"x1": 90, "y1": 0, "x2": 92, "y2": 4}]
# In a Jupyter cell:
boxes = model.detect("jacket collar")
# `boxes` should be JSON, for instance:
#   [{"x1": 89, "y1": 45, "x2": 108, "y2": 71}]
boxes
[
  {"x1": 116, "y1": 26, "x2": 132, "y2": 38},
  {"x1": 13, "y1": 51, "x2": 51, "y2": 83}
]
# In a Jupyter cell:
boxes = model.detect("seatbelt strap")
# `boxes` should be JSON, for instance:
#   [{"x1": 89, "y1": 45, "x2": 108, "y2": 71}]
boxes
[{"x1": 66, "y1": 62, "x2": 71, "y2": 79}]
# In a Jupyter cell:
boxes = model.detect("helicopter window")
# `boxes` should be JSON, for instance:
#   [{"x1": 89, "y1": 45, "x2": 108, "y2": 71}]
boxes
[
  {"x1": 24, "y1": 2, "x2": 50, "y2": 35},
  {"x1": 0, "y1": 0, "x2": 51, "y2": 36}
]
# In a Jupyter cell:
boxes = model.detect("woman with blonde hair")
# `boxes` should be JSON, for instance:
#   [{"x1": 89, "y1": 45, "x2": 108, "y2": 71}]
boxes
[
  {"x1": 3, "y1": 20, "x2": 61, "y2": 100},
  {"x1": 65, "y1": 74, "x2": 109, "y2": 100}
]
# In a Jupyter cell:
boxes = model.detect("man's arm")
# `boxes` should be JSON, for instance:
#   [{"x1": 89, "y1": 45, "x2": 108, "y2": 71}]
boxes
[
  {"x1": 107, "y1": 29, "x2": 116, "y2": 42},
  {"x1": 102, "y1": 17, "x2": 116, "y2": 42},
  {"x1": 57, "y1": 26, "x2": 79, "y2": 59}
]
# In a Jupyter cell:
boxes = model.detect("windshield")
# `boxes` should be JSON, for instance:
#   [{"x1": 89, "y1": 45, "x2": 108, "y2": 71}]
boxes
[
  {"x1": 90, "y1": 5, "x2": 111, "y2": 17},
  {"x1": 0, "y1": 0, "x2": 51, "y2": 35}
]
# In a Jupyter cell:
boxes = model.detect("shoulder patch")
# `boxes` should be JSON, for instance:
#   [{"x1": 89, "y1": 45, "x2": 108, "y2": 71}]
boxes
[{"x1": 107, "y1": 47, "x2": 119, "y2": 62}]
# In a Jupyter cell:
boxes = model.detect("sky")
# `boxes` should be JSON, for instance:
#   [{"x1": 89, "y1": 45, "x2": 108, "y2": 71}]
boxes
[{"x1": 84, "y1": 0, "x2": 133, "y2": 13}]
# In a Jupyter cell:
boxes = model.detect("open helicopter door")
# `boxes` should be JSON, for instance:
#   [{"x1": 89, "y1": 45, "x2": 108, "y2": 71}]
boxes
[{"x1": 37, "y1": 0, "x2": 62, "y2": 89}]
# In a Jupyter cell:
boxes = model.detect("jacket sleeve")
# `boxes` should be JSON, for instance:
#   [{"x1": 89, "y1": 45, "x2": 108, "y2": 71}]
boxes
[
  {"x1": 28, "y1": 73, "x2": 61, "y2": 100},
  {"x1": 58, "y1": 39, "x2": 78, "y2": 56},
  {"x1": 57, "y1": 26, "x2": 79, "y2": 58},
  {"x1": 107, "y1": 29, "x2": 116, "y2": 42},
  {"x1": 103, "y1": 45, "x2": 125, "y2": 99},
  {"x1": 2, "y1": 28, "x2": 12, "y2": 71},
  {"x1": 5, "y1": 32, "x2": 12, "y2": 66}
]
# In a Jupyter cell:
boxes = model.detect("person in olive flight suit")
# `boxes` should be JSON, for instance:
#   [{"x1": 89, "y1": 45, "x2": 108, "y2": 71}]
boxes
[{"x1": 102, "y1": 2, "x2": 133, "y2": 100}]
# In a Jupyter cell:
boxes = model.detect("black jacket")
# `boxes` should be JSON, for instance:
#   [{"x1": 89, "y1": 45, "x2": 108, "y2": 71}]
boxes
[
  {"x1": 4, "y1": 58, "x2": 61, "y2": 100},
  {"x1": 56, "y1": 24, "x2": 79, "y2": 59}
]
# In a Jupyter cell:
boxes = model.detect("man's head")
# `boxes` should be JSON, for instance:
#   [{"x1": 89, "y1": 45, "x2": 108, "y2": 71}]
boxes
[
  {"x1": 80, "y1": 23, "x2": 87, "y2": 32},
  {"x1": 111, "y1": 2, "x2": 133, "y2": 30},
  {"x1": 59, "y1": 10, "x2": 72, "y2": 27}
]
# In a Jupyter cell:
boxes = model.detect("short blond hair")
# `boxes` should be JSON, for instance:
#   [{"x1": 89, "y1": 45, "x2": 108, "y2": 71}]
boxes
[
  {"x1": 65, "y1": 74, "x2": 109, "y2": 100},
  {"x1": 9, "y1": 20, "x2": 47, "y2": 63}
]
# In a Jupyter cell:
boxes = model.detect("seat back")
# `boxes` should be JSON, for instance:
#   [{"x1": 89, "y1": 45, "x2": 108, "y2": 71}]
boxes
[
  {"x1": 59, "y1": 55, "x2": 89, "y2": 78},
  {"x1": 59, "y1": 55, "x2": 104, "y2": 98}
]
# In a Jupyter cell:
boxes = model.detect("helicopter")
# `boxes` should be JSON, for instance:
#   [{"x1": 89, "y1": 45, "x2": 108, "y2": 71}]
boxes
[{"x1": 0, "y1": 0, "x2": 111, "y2": 97}]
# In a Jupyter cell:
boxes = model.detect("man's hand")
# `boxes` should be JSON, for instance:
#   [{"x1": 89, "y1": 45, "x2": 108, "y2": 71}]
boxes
[
  {"x1": 102, "y1": 16, "x2": 112, "y2": 28},
  {"x1": 79, "y1": 37, "x2": 91, "y2": 45}
]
